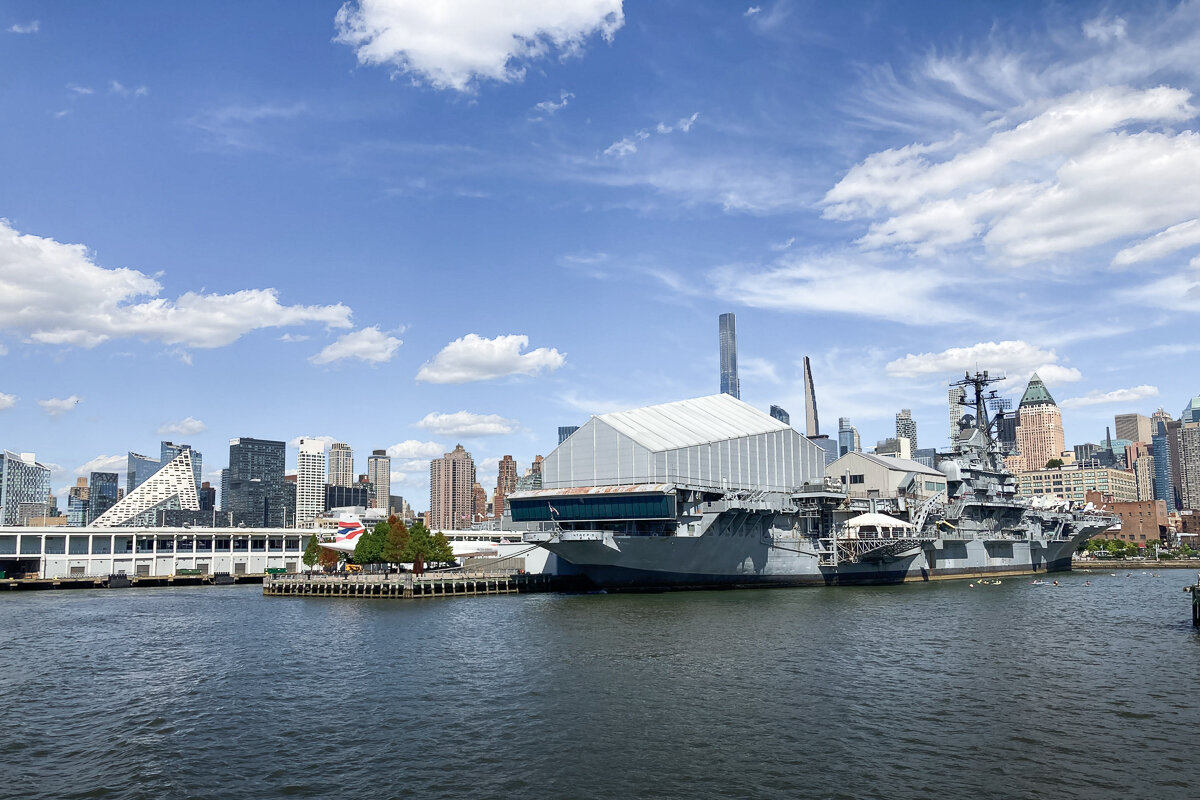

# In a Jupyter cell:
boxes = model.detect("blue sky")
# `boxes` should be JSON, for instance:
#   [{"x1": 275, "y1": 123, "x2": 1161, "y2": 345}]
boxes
[{"x1": 3, "y1": 0, "x2": 1200, "y2": 509}]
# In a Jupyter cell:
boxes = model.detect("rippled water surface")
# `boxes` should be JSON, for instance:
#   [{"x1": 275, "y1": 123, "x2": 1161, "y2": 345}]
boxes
[{"x1": 2, "y1": 568, "x2": 1199, "y2": 800}]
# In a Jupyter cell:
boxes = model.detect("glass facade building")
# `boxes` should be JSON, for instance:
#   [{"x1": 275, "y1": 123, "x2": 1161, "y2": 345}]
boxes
[
  {"x1": 769, "y1": 405, "x2": 790, "y2": 425},
  {"x1": 161, "y1": 441, "x2": 202, "y2": 494},
  {"x1": 557, "y1": 426, "x2": 579, "y2": 445},
  {"x1": 1, "y1": 451, "x2": 51, "y2": 526},
  {"x1": 88, "y1": 472, "x2": 119, "y2": 522},
  {"x1": 224, "y1": 438, "x2": 289, "y2": 527},
  {"x1": 127, "y1": 452, "x2": 160, "y2": 493},
  {"x1": 719, "y1": 312, "x2": 739, "y2": 399}
]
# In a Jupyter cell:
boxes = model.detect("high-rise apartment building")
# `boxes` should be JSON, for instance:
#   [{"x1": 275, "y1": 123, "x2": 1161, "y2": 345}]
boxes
[
  {"x1": 719, "y1": 312, "x2": 740, "y2": 399},
  {"x1": 92, "y1": 450, "x2": 200, "y2": 528},
  {"x1": 127, "y1": 452, "x2": 160, "y2": 493},
  {"x1": 494, "y1": 455, "x2": 518, "y2": 519},
  {"x1": 224, "y1": 437, "x2": 289, "y2": 527},
  {"x1": 1115, "y1": 413, "x2": 1153, "y2": 445},
  {"x1": 769, "y1": 405, "x2": 790, "y2": 425},
  {"x1": 88, "y1": 472, "x2": 119, "y2": 522},
  {"x1": 1151, "y1": 411, "x2": 1182, "y2": 509},
  {"x1": 837, "y1": 418, "x2": 861, "y2": 456},
  {"x1": 367, "y1": 449, "x2": 390, "y2": 510},
  {"x1": 895, "y1": 409, "x2": 918, "y2": 453},
  {"x1": 67, "y1": 477, "x2": 89, "y2": 527},
  {"x1": 1178, "y1": 421, "x2": 1200, "y2": 510},
  {"x1": 949, "y1": 386, "x2": 967, "y2": 442},
  {"x1": 1011, "y1": 373, "x2": 1065, "y2": 472},
  {"x1": 802, "y1": 356, "x2": 819, "y2": 437},
  {"x1": 0, "y1": 451, "x2": 51, "y2": 526},
  {"x1": 328, "y1": 442, "x2": 355, "y2": 487},
  {"x1": 161, "y1": 441, "x2": 202, "y2": 494},
  {"x1": 199, "y1": 481, "x2": 216, "y2": 511},
  {"x1": 295, "y1": 438, "x2": 326, "y2": 528},
  {"x1": 473, "y1": 483, "x2": 489, "y2": 522},
  {"x1": 429, "y1": 444, "x2": 475, "y2": 530}
]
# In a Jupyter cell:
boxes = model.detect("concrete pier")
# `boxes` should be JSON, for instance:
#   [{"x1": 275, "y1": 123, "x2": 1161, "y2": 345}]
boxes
[
  {"x1": 2, "y1": 572, "x2": 263, "y2": 591},
  {"x1": 263, "y1": 570, "x2": 554, "y2": 599}
]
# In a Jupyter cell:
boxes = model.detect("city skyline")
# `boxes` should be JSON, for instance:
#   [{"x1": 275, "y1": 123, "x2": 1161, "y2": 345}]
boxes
[{"x1": 3, "y1": 2, "x2": 1200, "y2": 509}]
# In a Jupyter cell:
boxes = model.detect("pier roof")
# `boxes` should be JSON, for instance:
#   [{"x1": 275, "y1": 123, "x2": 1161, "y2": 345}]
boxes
[{"x1": 596, "y1": 394, "x2": 791, "y2": 452}]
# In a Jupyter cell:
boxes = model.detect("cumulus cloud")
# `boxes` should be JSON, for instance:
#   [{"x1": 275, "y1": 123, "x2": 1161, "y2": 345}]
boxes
[
  {"x1": 416, "y1": 411, "x2": 518, "y2": 437},
  {"x1": 386, "y1": 440, "x2": 445, "y2": 459},
  {"x1": 0, "y1": 391, "x2": 15, "y2": 410},
  {"x1": 0, "y1": 220, "x2": 352, "y2": 351},
  {"x1": 39, "y1": 395, "x2": 82, "y2": 416},
  {"x1": 288, "y1": 435, "x2": 337, "y2": 450},
  {"x1": 310, "y1": 326, "x2": 402, "y2": 365},
  {"x1": 8, "y1": 20, "x2": 39, "y2": 33},
  {"x1": 824, "y1": 86, "x2": 1200, "y2": 264},
  {"x1": 1060, "y1": 384, "x2": 1159, "y2": 409},
  {"x1": 416, "y1": 333, "x2": 564, "y2": 383},
  {"x1": 157, "y1": 416, "x2": 207, "y2": 436},
  {"x1": 75, "y1": 454, "x2": 125, "y2": 476},
  {"x1": 334, "y1": 0, "x2": 624, "y2": 92},
  {"x1": 886, "y1": 340, "x2": 1081, "y2": 386}
]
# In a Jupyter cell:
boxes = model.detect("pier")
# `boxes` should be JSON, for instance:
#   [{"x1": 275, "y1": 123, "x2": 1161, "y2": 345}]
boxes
[
  {"x1": 262, "y1": 570, "x2": 555, "y2": 599},
  {"x1": 2, "y1": 572, "x2": 263, "y2": 591},
  {"x1": 1187, "y1": 572, "x2": 1200, "y2": 627}
]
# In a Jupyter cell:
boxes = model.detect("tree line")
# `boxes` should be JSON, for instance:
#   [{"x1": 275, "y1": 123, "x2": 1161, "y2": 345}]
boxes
[{"x1": 302, "y1": 516, "x2": 457, "y2": 571}]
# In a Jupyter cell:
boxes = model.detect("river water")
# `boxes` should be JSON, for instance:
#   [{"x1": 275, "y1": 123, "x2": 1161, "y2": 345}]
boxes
[{"x1": 2, "y1": 568, "x2": 1198, "y2": 800}]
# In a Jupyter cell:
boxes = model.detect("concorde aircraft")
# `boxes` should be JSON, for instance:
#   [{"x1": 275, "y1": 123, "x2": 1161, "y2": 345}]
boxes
[{"x1": 317, "y1": 514, "x2": 500, "y2": 558}]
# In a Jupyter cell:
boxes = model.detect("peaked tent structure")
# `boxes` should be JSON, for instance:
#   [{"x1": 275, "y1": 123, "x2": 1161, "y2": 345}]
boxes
[{"x1": 92, "y1": 450, "x2": 201, "y2": 527}]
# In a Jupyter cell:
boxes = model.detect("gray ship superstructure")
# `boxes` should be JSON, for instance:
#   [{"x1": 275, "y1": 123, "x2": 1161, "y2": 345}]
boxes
[{"x1": 518, "y1": 373, "x2": 1114, "y2": 589}]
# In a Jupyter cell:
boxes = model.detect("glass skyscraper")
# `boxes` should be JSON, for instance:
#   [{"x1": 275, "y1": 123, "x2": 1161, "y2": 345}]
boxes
[
  {"x1": 224, "y1": 437, "x2": 288, "y2": 527},
  {"x1": 88, "y1": 472, "x2": 119, "y2": 522},
  {"x1": 769, "y1": 405, "x2": 790, "y2": 425},
  {"x1": 719, "y1": 312, "x2": 739, "y2": 399},
  {"x1": 0, "y1": 451, "x2": 51, "y2": 526},
  {"x1": 127, "y1": 452, "x2": 160, "y2": 493},
  {"x1": 161, "y1": 441, "x2": 202, "y2": 494}
]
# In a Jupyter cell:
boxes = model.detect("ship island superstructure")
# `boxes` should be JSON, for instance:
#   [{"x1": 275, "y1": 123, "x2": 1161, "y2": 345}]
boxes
[{"x1": 516, "y1": 373, "x2": 1115, "y2": 589}]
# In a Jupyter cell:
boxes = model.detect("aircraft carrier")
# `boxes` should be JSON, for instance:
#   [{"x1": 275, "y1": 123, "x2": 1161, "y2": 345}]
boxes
[{"x1": 517, "y1": 372, "x2": 1115, "y2": 589}]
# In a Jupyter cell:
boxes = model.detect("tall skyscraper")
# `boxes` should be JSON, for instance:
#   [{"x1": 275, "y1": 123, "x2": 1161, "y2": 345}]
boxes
[
  {"x1": 948, "y1": 386, "x2": 967, "y2": 442},
  {"x1": 161, "y1": 442, "x2": 202, "y2": 495},
  {"x1": 473, "y1": 482, "x2": 489, "y2": 522},
  {"x1": 295, "y1": 438, "x2": 326, "y2": 528},
  {"x1": 199, "y1": 481, "x2": 217, "y2": 511},
  {"x1": 1151, "y1": 413, "x2": 1179, "y2": 508},
  {"x1": 719, "y1": 312, "x2": 740, "y2": 399},
  {"x1": 429, "y1": 444, "x2": 475, "y2": 530},
  {"x1": 225, "y1": 437, "x2": 288, "y2": 527},
  {"x1": 88, "y1": 472, "x2": 119, "y2": 522},
  {"x1": 558, "y1": 426, "x2": 579, "y2": 445},
  {"x1": 1179, "y1": 421, "x2": 1200, "y2": 510},
  {"x1": 1115, "y1": 413, "x2": 1153, "y2": 444},
  {"x1": 494, "y1": 455, "x2": 518, "y2": 519},
  {"x1": 803, "y1": 356, "x2": 819, "y2": 437},
  {"x1": 769, "y1": 405, "x2": 790, "y2": 425},
  {"x1": 328, "y1": 442, "x2": 355, "y2": 487},
  {"x1": 67, "y1": 477, "x2": 89, "y2": 527},
  {"x1": 127, "y1": 452, "x2": 160, "y2": 493},
  {"x1": 0, "y1": 451, "x2": 51, "y2": 526},
  {"x1": 837, "y1": 418, "x2": 860, "y2": 456},
  {"x1": 895, "y1": 409, "x2": 918, "y2": 453},
  {"x1": 1011, "y1": 373, "x2": 1064, "y2": 472},
  {"x1": 1127, "y1": 441, "x2": 1156, "y2": 502},
  {"x1": 1183, "y1": 397, "x2": 1200, "y2": 424},
  {"x1": 367, "y1": 449, "x2": 390, "y2": 510}
]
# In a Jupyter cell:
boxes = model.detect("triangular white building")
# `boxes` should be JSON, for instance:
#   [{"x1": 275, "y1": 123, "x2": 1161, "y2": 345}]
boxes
[{"x1": 92, "y1": 450, "x2": 200, "y2": 527}]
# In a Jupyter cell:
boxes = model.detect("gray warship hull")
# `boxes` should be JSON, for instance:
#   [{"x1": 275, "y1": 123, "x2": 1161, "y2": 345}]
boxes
[{"x1": 528, "y1": 526, "x2": 1098, "y2": 590}]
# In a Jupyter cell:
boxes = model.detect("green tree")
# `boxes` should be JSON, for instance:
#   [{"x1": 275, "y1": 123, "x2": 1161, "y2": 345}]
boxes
[
  {"x1": 401, "y1": 522, "x2": 459, "y2": 571},
  {"x1": 352, "y1": 522, "x2": 388, "y2": 566},
  {"x1": 1045, "y1": 458, "x2": 1064, "y2": 469},
  {"x1": 380, "y1": 516, "x2": 410, "y2": 565},
  {"x1": 302, "y1": 534, "x2": 322, "y2": 568}
]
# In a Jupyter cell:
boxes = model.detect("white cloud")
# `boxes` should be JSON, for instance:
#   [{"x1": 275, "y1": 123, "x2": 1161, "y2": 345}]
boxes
[
  {"x1": 67, "y1": 84, "x2": 93, "y2": 95},
  {"x1": 75, "y1": 454, "x2": 124, "y2": 476},
  {"x1": 416, "y1": 333, "x2": 564, "y2": 383},
  {"x1": 386, "y1": 440, "x2": 445, "y2": 459},
  {"x1": 334, "y1": 0, "x2": 624, "y2": 92},
  {"x1": 0, "y1": 219, "x2": 352, "y2": 351},
  {"x1": 0, "y1": 343, "x2": 7, "y2": 355},
  {"x1": 769, "y1": 237, "x2": 795, "y2": 252},
  {"x1": 1060, "y1": 385, "x2": 1158, "y2": 409},
  {"x1": 824, "y1": 86, "x2": 1200, "y2": 264},
  {"x1": 416, "y1": 411, "x2": 518, "y2": 437},
  {"x1": 278, "y1": 333, "x2": 310, "y2": 342},
  {"x1": 310, "y1": 326, "x2": 402, "y2": 365},
  {"x1": 1082, "y1": 15, "x2": 1126, "y2": 43},
  {"x1": 744, "y1": 7, "x2": 761, "y2": 17},
  {"x1": 604, "y1": 113, "x2": 699, "y2": 157},
  {"x1": 0, "y1": 392, "x2": 15, "y2": 410},
  {"x1": 533, "y1": 89, "x2": 574, "y2": 116},
  {"x1": 8, "y1": 20, "x2": 39, "y2": 33},
  {"x1": 157, "y1": 416, "x2": 207, "y2": 436},
  {"x1": 191, "y1": 102, "x2": 308, "y2": 150},
  {"x1": 1128, "y1": 257, "x2": 1200, "y2": 312},
  {"x1": 710, "y1": 254, "x2": 970, "y2": 325},
  {"x1": 39, "y1": 395, "x2": 82, "y2": 416},
  {"x1": 1111, "y1": 218, "x2": 1200, "y2": 267},
  {"x1": 604, "y1": 137, "x2": 638, "y2": 158},
  {"x1": 885, "y1": 341, "x2": 1082, "y2": 389},
  {"x1": 108, "y1": 80, "x2": 148, "y2": 98}
]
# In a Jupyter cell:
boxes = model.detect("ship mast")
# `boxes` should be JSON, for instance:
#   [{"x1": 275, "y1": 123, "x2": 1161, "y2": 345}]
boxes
[{"x1": 950, "y1": 370, "x2": 1008, "y2": 450}]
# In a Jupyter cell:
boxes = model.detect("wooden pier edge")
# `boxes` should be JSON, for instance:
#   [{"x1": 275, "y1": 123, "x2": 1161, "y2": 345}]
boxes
[{"x1": 262, "y1": 571, "x2": 555, "y2": 599}]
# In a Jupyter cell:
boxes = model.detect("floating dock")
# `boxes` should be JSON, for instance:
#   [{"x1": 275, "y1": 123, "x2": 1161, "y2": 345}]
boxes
[{"x1": 263, "y1": 570, "x2": 555, "y2": 599}]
